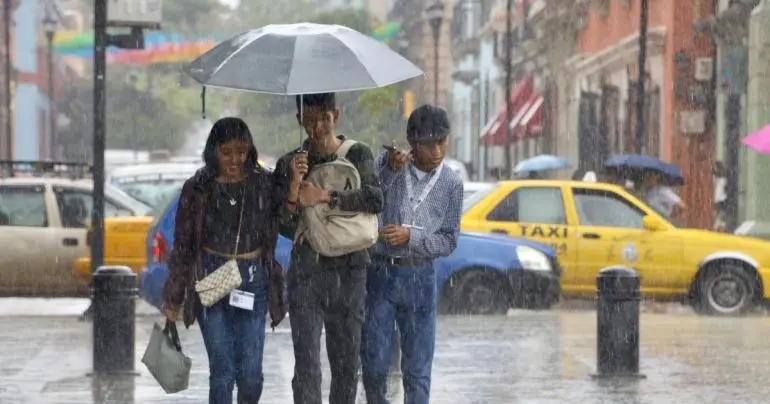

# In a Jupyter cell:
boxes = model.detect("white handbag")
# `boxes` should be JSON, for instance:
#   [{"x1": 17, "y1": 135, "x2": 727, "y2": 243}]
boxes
[{"x1": 194, "y1": 188, "x2": 246, "y2": 308}]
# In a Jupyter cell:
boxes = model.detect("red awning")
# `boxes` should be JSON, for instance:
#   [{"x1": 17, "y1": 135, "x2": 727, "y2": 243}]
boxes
[
  {"x1": 516, "y1": 94, "x2": 544, "y2": 138},
  {"x1": 479, "y1": 76, "x2": 534, "y2": 146}
]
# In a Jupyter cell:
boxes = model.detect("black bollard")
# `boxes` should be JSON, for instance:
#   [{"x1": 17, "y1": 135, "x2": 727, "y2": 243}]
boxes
[
  {"x1": 92, "y1": 266, "x2": 138, "y2": 375},
  {"x1": 593, "y1": 266, "x2": 645, "y2": 379}
]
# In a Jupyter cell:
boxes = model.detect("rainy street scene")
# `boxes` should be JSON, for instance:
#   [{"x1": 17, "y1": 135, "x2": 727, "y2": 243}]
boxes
[{"x1": 4, "y1": 0, "x2": 770, "y2": 403}]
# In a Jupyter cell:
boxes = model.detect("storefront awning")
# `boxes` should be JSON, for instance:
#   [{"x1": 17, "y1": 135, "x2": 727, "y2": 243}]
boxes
[
  {"x1": 480, "y1": 76, "x2": 545, "y2": 146},
  {"x1": 517, "y1": 94, "x2": 544, "y2": 137}
]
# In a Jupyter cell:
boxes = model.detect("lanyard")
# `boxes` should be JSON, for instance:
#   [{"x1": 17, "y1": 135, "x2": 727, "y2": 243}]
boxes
[{"x1": 404, "y1": 163, "x2": 444, "y2": 215}]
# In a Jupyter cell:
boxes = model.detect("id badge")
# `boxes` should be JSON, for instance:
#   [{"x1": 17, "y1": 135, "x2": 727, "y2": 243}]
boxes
[{"x1": 229, "y1": 290, "x2": 255, "y2": 311}]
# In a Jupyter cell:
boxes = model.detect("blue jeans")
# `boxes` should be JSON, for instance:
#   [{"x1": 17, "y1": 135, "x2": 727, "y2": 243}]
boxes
[
  {"x1": 196, "y1": 252, "x2": 268, "y2": 404},
  {"x1": 361, "y1": 261, "x2": 437, "y2": 404}
]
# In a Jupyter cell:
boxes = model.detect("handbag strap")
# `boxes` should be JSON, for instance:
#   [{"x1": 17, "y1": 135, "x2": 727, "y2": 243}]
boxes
[
  {"x1": 232, "y1": 184, "x2": 247, "y2": 256},
  {"x1": 163, "y1": 320, "x2": 183, "y2": 352}
]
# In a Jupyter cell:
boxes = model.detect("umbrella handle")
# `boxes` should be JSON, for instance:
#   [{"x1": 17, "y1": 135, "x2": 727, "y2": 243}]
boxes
[
  {"x1": 201, "y1": 86, "x2": 206, "y2": 119},
  {"x1": 298, "y1": 94, "x2": 304, "y2": 150}
]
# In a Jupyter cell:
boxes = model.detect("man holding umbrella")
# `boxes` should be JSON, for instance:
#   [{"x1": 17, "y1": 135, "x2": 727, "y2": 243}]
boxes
[
  {"x1": 274, "y1": 92, "x2": 384, "y2": 404},
  {"x1": 361, "y1": 105, "x2": 463, "y2": 404}
]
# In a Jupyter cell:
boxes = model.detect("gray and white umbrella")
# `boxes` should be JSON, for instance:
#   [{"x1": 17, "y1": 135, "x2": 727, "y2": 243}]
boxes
[{"x1": 183, "y1": 22, "x2": 423, "y2": 95}]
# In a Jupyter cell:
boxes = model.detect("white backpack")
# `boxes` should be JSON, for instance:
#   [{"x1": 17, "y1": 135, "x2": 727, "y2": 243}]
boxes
[{"x1": 295, "y1": 139, "x2": 379, "y2": 257}]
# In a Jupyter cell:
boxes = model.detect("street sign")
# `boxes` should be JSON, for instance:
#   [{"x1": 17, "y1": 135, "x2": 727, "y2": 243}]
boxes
[{"x1": 107, "y1": 0, "x2": 162, "y2": 28}]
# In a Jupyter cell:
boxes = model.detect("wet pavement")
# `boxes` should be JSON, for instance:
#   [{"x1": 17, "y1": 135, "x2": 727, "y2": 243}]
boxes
[{"x1": 2, "y1": 305, "x2": 770, "y2": 403}]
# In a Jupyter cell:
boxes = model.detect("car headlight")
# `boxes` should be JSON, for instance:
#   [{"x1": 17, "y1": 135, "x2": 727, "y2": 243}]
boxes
[{"x1": 516, "y1": 246, "x2": 552, "y2": 272}]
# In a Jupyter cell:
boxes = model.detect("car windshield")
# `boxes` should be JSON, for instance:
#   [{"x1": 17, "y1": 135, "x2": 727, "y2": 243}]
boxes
[
  {"x1": 114, "y1": 179, "x2": 187, "y2": 208},
  {"x1": 462, "y1": 183, "x2": 498, "y2": 213},
  {"x1": 105, "y1": 184, "x2": 152, "y2": 215},
  {"x1": 147, "y1": 184, "x2": 182, "y2": 226}
]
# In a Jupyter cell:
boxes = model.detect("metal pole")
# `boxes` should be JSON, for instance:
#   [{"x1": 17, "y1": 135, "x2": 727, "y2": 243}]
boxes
[
  {"x1": 47, "y1": 33, "x2": 55, "y2": 160},
  {"x1": 635, "y1": 0, "x2": 649, "y2": 154},
  {"x1": 129, "y1": 72, "x2": 138, "y2": 159},
  {"x1": 725, "y1": 93, "x2": 741, "y2": 232},
  {"x1": 132, "y1": 90, "x2": 137, "y2": 158},
  {"x1": 504, "y1": 0, "x2": 513, "y2": 178},
  {"x1": 2, "y1": 0, "x2": 12, "y2": 163},
  {"x1": 91, "y1": 0, "x2": 107, "y2": 275},
  {"x1": 433, "y1": 33, "x2": 440, "y2": 105}
]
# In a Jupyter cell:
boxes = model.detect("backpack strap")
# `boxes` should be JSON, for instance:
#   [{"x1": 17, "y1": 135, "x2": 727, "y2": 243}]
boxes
[{"x1": 335, "y1": 139, "x2": 358, "y2": 159}]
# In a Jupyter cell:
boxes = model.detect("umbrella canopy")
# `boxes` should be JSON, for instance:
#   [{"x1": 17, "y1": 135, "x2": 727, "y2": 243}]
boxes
[
  {"x1": 742, "y1": 124, "x2": 770, "y2": 154},
  {"x1": 514, "y1": 154, "x2": 571, "y2": 173},
  {"x1": 183, "y1": 23, "x2": 423, "y2": 95},
  {"x1": 604, "y1": 154, "x2": 684, "y2": 186}
]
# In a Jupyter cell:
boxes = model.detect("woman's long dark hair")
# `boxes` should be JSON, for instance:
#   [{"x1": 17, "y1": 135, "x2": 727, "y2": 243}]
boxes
[{"x1": 202, "y1": 117, "x2": 259, "y2": 175}]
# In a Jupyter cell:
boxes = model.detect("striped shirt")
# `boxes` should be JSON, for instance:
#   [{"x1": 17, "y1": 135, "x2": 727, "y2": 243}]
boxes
[{"x1": 374, "y1": 151, "x2": 464, "y2": 260}]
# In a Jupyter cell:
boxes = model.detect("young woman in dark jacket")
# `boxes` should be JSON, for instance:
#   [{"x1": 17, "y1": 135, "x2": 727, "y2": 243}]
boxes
[{"x1": 162, "y1": 117, "x2": 286, "y2": 404}]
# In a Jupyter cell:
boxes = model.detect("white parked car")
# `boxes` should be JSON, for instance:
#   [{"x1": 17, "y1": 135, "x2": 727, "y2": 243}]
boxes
[{"x1": 0, "y1": 177, "x2": 150, "y2": 296}]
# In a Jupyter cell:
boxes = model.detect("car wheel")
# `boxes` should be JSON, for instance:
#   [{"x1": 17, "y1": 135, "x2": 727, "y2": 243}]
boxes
[
  {"x1": 445, "y1": 269, "x2": 509, "y2": 315},
  {"x1": 693, "y1": 262, "x2": 759, "y2": 316}
]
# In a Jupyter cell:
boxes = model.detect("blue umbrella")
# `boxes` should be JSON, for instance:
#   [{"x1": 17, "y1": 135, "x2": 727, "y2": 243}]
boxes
[
  {"x1": 514, "y1": 154, "x2": 572, "y2": 173},
  {"x1": 604, "y1": 154, "x2": 684, "y2": 185}
]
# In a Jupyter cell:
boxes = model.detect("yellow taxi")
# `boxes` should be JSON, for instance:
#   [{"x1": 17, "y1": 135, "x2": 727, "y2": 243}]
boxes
[
  {"x1": 461, "y1": 180, "x2": 770, "y2": 316},
  {"x1": 72, "y1": 216, "x2": 154, "y2": 280}
]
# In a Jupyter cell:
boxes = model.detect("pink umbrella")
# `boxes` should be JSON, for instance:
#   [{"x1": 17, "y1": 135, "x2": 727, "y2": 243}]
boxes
[{"x1": 743, "y1": 124, "x2": 770, "y2": 154}]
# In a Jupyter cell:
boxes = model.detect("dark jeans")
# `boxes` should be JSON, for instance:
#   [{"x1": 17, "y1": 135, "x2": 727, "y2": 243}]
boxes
[
  {"x1": 361, "y1": 261, "x2": 437, "y2": 404},
  {"x1": 288, "y1": 244, "x2": 368, "y2": 404},
  {"x1": 196, "y1": 253, "x2": 268, "y2": 404}
]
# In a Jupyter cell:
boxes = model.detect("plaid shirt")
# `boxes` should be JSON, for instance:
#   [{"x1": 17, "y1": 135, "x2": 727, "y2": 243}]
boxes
[{"x1": 374, "y1": 151, "x2": 464, "y2": 260}]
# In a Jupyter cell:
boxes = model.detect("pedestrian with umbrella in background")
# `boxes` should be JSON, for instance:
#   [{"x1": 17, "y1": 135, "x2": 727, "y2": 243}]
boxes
[
  {"x1": 641, "y1": 170, "x2": 686, "y2": 220},
  {"x1": 712, "y1": 161, "x2": 728, "y2": 231},
  {"x1": 514, "y1": 154, "x2": 572, "y2": 180},
  {"x1": 604, "y1": 154, "x2": 686, "y2": 220}
]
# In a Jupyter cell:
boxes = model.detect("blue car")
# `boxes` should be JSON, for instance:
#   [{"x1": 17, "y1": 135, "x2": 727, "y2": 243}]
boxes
[{"x1": 139, "y1": 187, "x2": 561, "y2": 315}]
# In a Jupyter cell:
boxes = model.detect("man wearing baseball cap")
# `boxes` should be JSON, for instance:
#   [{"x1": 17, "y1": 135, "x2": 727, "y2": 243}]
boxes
[{"x1": 361, "y1": 104, "x2": 464, "y2": 403}]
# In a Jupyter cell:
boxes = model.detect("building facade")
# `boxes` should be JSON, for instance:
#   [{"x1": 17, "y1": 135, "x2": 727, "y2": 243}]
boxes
[
  {"x1": 448, "y1": 0, "x2": 481, "y2": 168},
  {"x1": 465, "y1": 0, "x2": 581, "y2": 179},
  {"x1": 698, "y1": 0, "x2": 764, "y2": 230},
  {"x1": 0, "y1": 0, "x2": 21, "y2": 162},
  {"x1": 7, "y1": 0, "x2": 82, "y2": 161},
  {"x1": 563, "y1": 0, "x2": 716, "y2": 228},
  {"x1": 389, "y1": 0, "x2": 453, "y2": 109}
]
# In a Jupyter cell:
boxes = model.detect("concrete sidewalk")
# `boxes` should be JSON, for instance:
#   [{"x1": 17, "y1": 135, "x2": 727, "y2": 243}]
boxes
[{"x1": 2, "y1": 309, "x2": 770, "y2": 403}]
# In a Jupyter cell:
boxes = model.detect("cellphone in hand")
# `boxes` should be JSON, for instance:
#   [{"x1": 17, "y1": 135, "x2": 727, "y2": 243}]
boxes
[{"x1": 382, "y1": 144, "x2": 397, "y2": 152}]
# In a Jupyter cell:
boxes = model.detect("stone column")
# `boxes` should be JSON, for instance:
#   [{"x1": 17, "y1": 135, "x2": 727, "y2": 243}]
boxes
[{"x1": 745, "y1": 0, "x2": 770, "y2": 220}]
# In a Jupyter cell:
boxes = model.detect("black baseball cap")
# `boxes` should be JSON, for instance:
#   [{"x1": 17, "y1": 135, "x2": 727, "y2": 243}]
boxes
[{"x1": 406, "y1": 104, "x2": 451, "y2": 142}]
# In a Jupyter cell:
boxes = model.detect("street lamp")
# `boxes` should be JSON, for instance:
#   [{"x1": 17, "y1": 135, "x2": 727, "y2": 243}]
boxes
[
  {"x1": 425, "y1": 0, "x2": 444, "y2": 105},
  {"x1": 42, "y1": 3, "x2": 57, "y2": 160}
]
